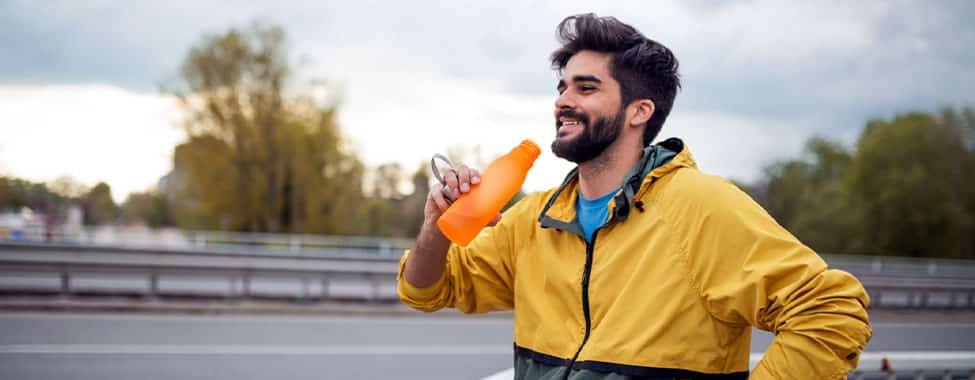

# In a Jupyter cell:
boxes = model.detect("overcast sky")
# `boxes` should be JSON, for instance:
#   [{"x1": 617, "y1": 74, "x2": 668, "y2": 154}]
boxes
[{"x1": 1, "y1": 0, "x2": 973, "y2": 202}]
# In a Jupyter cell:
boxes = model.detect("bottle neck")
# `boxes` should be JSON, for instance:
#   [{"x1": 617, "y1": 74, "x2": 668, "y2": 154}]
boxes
[{"x1": 510, "y1": 140, "x2": 541, "y2": 163}]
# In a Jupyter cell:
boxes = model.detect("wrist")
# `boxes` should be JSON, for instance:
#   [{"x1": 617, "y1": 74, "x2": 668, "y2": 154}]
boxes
[
  {"x1": 422, "y1": 219, "x2": 445, "y2": 238},
  {"x1": 418, "y1": 219, "x2": 450, "y2": 247},
  {"x1": 422, "y1": 215, "x2": 440, "y2": 232}
]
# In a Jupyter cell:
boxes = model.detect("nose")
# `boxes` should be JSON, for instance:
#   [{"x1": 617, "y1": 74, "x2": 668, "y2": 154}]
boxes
[{"x1": 554, "y1": 90, "x2": 575, "y2": 111}]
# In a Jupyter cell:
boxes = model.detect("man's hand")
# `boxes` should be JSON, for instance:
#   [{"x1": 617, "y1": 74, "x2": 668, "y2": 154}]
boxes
[
  {"x1": 404, "y1": 164, "x2": 500, "y2": 289},
  {"x1": 425, "y1": 164, "x2": 501, "y2": 226}
]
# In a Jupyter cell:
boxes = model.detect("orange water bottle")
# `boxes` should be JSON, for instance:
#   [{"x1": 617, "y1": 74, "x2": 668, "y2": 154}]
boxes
[{"x1": 436, "y1": 140, "x2": 541, "y2": 246}]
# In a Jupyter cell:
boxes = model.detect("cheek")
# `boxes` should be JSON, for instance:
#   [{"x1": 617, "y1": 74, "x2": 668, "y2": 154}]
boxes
[{"x1": 584, "y1": 94, "x2": 620, "y2": 117}]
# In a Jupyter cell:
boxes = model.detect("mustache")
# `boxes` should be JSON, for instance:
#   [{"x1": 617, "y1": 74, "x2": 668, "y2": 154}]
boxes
[{"x1": 556, "y1": 109, "x2": 590, "y2": 127}]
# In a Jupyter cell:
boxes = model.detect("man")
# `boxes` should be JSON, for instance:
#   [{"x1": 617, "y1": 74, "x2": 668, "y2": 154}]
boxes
[{"x1": 399, "y1": 13, "x2": 871, "y2": 380}]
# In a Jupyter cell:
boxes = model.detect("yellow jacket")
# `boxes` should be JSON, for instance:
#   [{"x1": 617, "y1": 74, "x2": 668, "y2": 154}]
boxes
[{"x1": 398, "y1": 139, "x2": 871, "y2": 379}]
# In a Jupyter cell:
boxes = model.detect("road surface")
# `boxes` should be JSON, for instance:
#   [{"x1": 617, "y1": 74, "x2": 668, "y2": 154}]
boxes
[{"x1": 1, "y1": 312, "x2": 973, "y2": 379}]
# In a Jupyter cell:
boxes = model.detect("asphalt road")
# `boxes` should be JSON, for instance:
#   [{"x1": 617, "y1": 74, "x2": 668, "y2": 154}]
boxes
[{"x1": 0, "y1": 312, "x2": 973, "y2": 380}]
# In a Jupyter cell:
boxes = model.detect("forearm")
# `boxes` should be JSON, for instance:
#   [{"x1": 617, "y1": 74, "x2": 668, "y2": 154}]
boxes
[{"x1": 403, "y1": 219, "x2": 452, "y2": 288}]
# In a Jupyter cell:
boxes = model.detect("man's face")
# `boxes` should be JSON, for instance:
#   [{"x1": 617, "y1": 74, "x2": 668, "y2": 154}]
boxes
[{"x1": 551, "y1": 50, "x2": 625, "y2": 164}]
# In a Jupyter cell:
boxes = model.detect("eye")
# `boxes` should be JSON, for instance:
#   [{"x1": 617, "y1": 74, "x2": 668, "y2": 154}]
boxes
[{"x1": 580, "y1": 85, "x2": 596, "y2": 93}]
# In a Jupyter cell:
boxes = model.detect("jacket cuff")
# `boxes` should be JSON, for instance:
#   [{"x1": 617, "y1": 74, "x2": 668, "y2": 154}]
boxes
[{"x1": 397, "y1": 250, "x2": 447, "y2": 301}]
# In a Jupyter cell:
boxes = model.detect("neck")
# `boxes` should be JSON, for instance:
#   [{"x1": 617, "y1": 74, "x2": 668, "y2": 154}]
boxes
[{"x1": 577, "y1": 139, "x2": 642, "y2": 199}]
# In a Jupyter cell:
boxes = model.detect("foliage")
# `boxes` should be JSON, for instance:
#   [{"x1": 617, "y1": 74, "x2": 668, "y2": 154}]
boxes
[
  {"x1": 0, "y1": 176, "x2": 121, "y2": 226},
  {"x1": 848, "y1": 110, "x2": 974, "y2": 257},
  {"x1": 83, "y1": 182, "x2": 118, "y2": 225},
  {"x1": 121, "y1": 191, "x2": 171, "y2": 227},
  {"x1": 0, "y1": 176, "x2": 70, "y2": 215},
  {"x1": 164, "y1": 23, "x2": 366, "y2": 234},
  {"x1": 754, "y1": 107, "x2": 975, "y2": 258}
]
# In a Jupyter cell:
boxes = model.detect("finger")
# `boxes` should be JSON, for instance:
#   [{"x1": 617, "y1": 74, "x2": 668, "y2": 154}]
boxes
[
  {"x1": 431, "y1": 183, "x2": 450, "y2": 211},
  {"x1": 431, "y1": 186, "x2": 450, "y2": 212},
  {"x1": 442, "y1": 169, "x2": 460, "y2": 198},
  {"x1": 439, "y1": 180, "x2": 457, "y2": 203},
  {"x1": 456, "y1": 165, "x2": 472, "y2": 193},
  {"x1": 470, "y1": 168, "x2": 481, "y2": 185},
  {"x1": 486, "y1": 213, "x2": 502, "y2": 226}
]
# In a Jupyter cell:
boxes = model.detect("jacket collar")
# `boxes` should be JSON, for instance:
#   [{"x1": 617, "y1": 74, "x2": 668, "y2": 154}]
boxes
[{"x1": 537, "y1": 138, "x2": 696, "y2": 236}]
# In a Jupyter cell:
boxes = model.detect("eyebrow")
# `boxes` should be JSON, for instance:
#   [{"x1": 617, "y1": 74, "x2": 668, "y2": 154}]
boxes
[
  {"x1": 557, "y1": 75, "x2": 603, "y2": 91},
  {"x1": 573, "y1": 75, "x2": 602, "y2": 84}
]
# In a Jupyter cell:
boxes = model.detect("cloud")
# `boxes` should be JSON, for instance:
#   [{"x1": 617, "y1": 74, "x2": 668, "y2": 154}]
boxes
[
  {"x1": 666, "y1": 110, "x2": 813, "y2": 182},
  {"x1": 333, "y1": 68, "x2": 576, "y2": 193},
  {"x1": 0, "y1": 0, "x2": 972, "y2": 199},
  {"x1": 5, "y1": 1, "x2": 971, "y2": 117},
  {"x1": 666, "y1": 1, "x2": 975, "y2": 121},
  {"x1": 0, "y1": 85, "x2": 183, "y2": 202}
]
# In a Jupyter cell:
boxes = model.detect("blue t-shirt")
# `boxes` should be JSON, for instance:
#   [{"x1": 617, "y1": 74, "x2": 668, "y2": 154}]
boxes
[{"x1": 576, "y1": 189, "x2": 617, "y2": 243}]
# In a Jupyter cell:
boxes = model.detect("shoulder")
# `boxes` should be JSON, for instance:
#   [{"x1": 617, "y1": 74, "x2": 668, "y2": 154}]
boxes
[
  {"x1": 663, "y1": 167, "x2": 750, "y2": 207},
  {"x1": 657, "y1": 167, "x2": 767, "y2": 227}
]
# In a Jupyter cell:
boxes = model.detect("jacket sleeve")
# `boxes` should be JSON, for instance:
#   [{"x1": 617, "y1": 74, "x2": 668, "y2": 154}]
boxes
[
  {"x1": 672, "y1": 173, "x2": 872, "y2": 379},
  {"x1": 397, "y1": 198, "x2": 529, "y2": 314}
]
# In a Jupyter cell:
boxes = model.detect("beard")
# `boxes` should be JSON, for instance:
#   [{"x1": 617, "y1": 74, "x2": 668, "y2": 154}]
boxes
[{"x1": 551, "y1": 109, "x2": 625, "y2": 164}]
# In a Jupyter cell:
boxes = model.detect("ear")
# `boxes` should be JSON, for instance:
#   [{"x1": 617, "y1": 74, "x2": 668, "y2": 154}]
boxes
[{"x1": 627, "y1": 100, "x2": 655, "y2": 128}]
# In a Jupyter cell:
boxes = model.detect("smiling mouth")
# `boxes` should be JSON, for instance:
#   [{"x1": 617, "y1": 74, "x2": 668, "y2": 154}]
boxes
[
  {"x1": 556, "y1": 119, "x2": 583, "y2": 138},
  {"x1": 556, "y1": 109, "x2": 587, "y2": 133},
  {"x1": 557, "y1": 116, "x2": 584, "y2": 130}
]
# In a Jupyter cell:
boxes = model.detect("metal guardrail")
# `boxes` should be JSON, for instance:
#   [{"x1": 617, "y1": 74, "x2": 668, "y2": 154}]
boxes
[
  {"x1": 824, "y1": 255, "x2": 975, "y2": 310},
  {"x1": 825, "y1": 254, "x2": 975, "y2": 280},
  {"x1": 2, "y1": 227, "x2": 975, "y2": 308},
  {"x1": 7, "y1": 225, "x2": 975, "y2": 275},
  {"x1": 0, "y1": 242, "x2": 400, "y2": 302}
]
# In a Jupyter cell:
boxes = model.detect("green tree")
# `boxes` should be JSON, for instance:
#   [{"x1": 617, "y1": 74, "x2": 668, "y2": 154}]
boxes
[
  {"x1": 754, "y1": 108, "x2": 975, "y2": 258},
  {"x1": 166, "y1": 23, "x2": 365, "y2": 234},
  {"x1": 83, "y1": 182, "x2": 118, "y2": 225},
  {"x1": 0, "y1": 176, "x2": 74, "y2": 226},
  {"x1": 847, "y1": 111, "x2": 973, "y2": 257},
  {"x1": 168, "y1": 135, "x2": 235, "y2": 229},
  {"x1": 282, "y1": 104, "x2": 365, "y2": 235},
  {"x1": 121, "y1": 191, "x2": 172, "y2": 227}
]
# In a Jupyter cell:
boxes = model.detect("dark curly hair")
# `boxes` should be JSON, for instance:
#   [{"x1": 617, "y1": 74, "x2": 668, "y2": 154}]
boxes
[{"x1": 551, "y1": 13, "x2": 681, "y2": 147}]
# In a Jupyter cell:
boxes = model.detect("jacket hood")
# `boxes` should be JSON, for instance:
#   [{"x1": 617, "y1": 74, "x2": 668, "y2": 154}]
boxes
[{"x1": 537, "y1": 137, "x2": 697, "y2": 236}]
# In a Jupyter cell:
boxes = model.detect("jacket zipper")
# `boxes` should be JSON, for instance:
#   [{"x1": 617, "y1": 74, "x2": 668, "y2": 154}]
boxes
[{"x1": 563, "y1": 228, "x2": 600, "y2": 380}]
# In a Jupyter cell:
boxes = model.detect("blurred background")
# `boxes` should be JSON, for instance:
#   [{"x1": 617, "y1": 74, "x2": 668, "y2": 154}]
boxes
[{"x1": 0, "y1": 1, "x2": 973, "y2": 379}]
